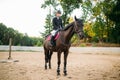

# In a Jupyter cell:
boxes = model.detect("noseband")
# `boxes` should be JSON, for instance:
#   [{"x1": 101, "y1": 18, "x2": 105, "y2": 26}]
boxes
[{"x1": 74, "y1": 21, "x2": 83, "y2": 33}]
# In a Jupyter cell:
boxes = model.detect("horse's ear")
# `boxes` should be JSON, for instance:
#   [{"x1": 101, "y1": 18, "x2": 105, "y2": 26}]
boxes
[{"x1": 74, "y1": 16, "x2": 77, "y2": 21}]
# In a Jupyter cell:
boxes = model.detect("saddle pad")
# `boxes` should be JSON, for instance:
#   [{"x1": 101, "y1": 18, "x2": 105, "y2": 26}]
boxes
[{"x1": 46, "y1": 33, "x2": 60, "y2": 41}]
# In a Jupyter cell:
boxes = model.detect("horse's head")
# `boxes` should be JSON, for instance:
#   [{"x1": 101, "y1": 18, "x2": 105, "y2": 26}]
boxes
[{"x1": 74, "y1": 16, "x2": 84, "y2": 39}]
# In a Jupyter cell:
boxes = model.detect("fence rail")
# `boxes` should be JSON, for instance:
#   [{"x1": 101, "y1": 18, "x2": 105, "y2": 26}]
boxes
[
  {"x1": 0, "y1": 45, "x2": 120, "y2": 54},
  {"x1": 0, "y1": 45, "x2": 43, "y2": 52}
]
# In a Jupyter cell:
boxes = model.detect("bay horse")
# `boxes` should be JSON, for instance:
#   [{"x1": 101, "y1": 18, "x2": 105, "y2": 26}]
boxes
[{"x1": 43, "y1": 16, "x2": 84, "y2": 76}]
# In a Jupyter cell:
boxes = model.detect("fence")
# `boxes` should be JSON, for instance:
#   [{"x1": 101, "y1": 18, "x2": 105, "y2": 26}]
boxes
[{"x1": 0, "y1": 45, "x2": 120, "y2": 54}]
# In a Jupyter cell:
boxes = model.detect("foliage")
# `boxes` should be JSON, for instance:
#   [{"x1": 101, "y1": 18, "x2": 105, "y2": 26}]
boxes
[
  {"x1": 0, "y1": 23, "x2": 43, "y2": 46},
  {"x1": 106, "y1": 0, "x2": 120, "y2": 43},
  {"x1": 42, "y1": 0, "x2": 120, "y2": 44},
  {"x1": 41, "y1": 0, "x2": 58, "y2": 37},
  {"x1": 41, "y1": 0, "x2": 82, "y2": 37},
  {"x1": 59, "y1": 0, "x2": 82, "y2": 25},
  {"x1": 41, "y1": 0, "x2": 82, "y2": 25},
  {"x1": 81, "y1": 0, "x2": 120, "y2": 43},
  {"x1": 41, "y1": 14, "x2": 53, "y2": 37},
  {"x1": 84, "y1": 22, "x2": 95, "y2": 38}
]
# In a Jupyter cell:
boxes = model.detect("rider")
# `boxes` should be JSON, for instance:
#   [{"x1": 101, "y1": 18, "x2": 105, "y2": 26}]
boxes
[{"x1": 51, "y1": 10, "x2": 63, "y2": 46}]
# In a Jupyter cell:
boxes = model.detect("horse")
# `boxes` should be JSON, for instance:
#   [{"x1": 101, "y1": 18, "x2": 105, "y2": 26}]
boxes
[{"x1": 43, "y1": 16, "x2": 84, "y2": 76}]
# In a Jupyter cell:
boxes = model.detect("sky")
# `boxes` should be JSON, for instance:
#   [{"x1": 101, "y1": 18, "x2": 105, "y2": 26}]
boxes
[{"x1": 0, "y1": 0, "x2": 82, "y2": 37}]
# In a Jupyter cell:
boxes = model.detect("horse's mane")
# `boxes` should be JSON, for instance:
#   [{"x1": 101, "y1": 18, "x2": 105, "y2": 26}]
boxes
[{"x1": 63, "y1": 22, "x2": 74, "y2": 31}]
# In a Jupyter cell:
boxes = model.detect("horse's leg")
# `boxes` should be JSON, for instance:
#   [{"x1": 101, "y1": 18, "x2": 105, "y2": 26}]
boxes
[
  {"x1": 57, "y1": 52, "x2": 61, "y2": 75},
  {"x1": 64, "y1": 50, "x2": 69, "y2": 76},
  {"x1": 44, "y1": 49, "x2": 49, "y2": 70},
  {"x1": 49, "y1": 51, "x2": 53, "y2": 69}
]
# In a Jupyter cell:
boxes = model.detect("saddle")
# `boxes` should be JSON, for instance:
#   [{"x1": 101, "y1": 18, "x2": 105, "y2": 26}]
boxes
[{"x1": 46, "y1": 32, "x2": 60, "y2": 41}]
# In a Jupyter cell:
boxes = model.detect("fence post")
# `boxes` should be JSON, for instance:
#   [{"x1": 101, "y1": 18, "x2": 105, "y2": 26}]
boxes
[{"x1": 8, "y1": 38, "x2": 12, "y2": 60}]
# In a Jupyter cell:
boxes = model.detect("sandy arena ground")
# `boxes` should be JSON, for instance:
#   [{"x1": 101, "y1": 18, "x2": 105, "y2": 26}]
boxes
[{"x1": 0, "y1": 51, "x2": 120, "y2": 80}]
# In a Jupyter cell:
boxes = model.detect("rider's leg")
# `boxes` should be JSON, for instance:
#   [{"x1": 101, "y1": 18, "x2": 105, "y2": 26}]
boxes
[
  {"x1": 51, "y1": 30, "x2": 56, "y2": 46},
  {"x1": 51, "y1": 35, "x2": 54, "y2": 45}
]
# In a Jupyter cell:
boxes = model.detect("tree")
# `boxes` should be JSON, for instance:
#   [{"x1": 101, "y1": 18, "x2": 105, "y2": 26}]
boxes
[
  {"x1": 41, "y1": 0, "x2": 120, "y2": 44},
  {"x1": 41, "y1": 0, "x2": 58, "y2": 37},
  {"x1": 0, "y1": 23, "x2": 43, "y2": 46},
  {"x1": 106, "y1": 0, "x2": 120, "y2": 43},
  {"x1": 80, "y1": 0, "x2": 120, "y2": 43},
  {"x1": 13, "y1": 31, "x2": 23, "y2": 46},
  {"x1": 41, "y1": 14, "x2": 53, "y2": 37},
  {"x1": 0, "y1": 23, "x2": 7, "y2": 44},
  {"x1": 41, "y1": 0, "x2": 82, "y2": 31},
  {"x1": 59, "y1": 0, "x2": 82, "y2": 25},
  {"x1": 41, "y1": 0, "x2": 83, "y2": 42}
]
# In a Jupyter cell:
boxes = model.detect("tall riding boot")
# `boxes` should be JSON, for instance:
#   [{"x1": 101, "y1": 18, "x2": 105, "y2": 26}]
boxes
[{"x1": 51, "y1": 36, "x2": 55, "y2": 46}]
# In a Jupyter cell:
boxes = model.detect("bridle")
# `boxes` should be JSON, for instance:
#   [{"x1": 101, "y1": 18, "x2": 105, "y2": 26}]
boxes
[{"x1": 74, "y1": 21, "x2": 83, "y2": 34}]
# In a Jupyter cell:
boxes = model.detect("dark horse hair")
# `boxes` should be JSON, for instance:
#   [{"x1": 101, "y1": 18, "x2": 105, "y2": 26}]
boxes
[
  {"x1": 63, "y1": 22, "x2": 74, "y2": 31},
  {"x1": 43, "y1": 16, "x2": 84, "y2": 76}
]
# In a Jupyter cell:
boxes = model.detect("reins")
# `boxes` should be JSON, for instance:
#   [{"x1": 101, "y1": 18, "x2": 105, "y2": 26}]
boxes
[{"x1": 74, "y1": 21, "x2": 83, "y2": 33}]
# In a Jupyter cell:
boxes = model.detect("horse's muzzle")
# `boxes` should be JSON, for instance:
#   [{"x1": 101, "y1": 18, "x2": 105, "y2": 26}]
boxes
[{"x1": 78, "y1": 31, "x2": 84, "y2": 39}]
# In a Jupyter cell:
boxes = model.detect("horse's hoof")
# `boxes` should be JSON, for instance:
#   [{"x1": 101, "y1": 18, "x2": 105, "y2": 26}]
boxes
[
  {"x1": 45, "y1": 67, "x2": 47, "y2": 70},
  {"x1": 64, "y1": 73, "x2": 67, "y2": 76},
  {"x1": 57, "y1": 73, "x2": 60, "y2": 76}
]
